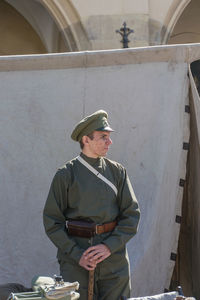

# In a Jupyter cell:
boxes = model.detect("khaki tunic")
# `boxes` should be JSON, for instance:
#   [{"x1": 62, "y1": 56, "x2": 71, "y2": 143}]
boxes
[{"x1": 43, "y1": 153, "x2": 140, "y2": 299}]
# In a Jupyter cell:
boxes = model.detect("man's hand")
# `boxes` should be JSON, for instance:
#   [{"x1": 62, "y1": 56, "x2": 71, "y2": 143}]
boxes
[
  {"x1": 79, "y1": 244, "x2": 111, "y2": 271},
  {"x1": 83, "y1": 244, "x2": 111, "y2": 264},
  {"x1": 79, "y1": 253, "x2": 97, "y2": 271}
]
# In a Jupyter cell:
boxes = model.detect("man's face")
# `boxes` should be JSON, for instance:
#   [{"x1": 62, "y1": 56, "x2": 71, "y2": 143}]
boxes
[{"x1": 85, "y1": 131, "x2": 112, "y2": 158}]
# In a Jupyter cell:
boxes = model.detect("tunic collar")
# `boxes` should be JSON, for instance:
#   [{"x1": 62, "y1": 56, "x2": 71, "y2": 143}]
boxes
[{"x1": 80, "y1": 152, "x2": 103, "y2": 167}]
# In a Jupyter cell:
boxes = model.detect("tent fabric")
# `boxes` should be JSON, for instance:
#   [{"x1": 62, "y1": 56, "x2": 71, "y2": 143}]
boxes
[
  {"x1": 126, "y1": 291, "x2": 177, "y2": 299},
  {"x1": 1, "y1": 44, "x2": 200, "y2": 298},
  {"x1": 183, "y1": 66, "x2": 200, "y2": 297},
  {"x1": 188, "y1": 66, "x2": 200, "y2": 298}
]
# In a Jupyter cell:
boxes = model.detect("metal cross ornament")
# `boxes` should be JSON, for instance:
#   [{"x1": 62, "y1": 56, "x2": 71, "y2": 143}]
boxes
[{"x1": 116, "y1": 22, "x2": 134, "y2": 48}]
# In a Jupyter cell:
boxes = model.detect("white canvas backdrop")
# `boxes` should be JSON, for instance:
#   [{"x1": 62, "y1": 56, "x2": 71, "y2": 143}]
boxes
[{"x1": 0, "y1": 45, "x2": 196, "y2": 296}]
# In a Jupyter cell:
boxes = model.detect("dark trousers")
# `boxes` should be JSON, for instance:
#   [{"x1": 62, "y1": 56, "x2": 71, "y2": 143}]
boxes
[{"x1": 59, "y1": 247, "x2": 131, "y2": 300}]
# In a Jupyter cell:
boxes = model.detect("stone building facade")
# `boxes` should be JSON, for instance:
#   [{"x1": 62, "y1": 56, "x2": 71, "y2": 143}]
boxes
[{"x1": 1, "y1": 0, "x2": 200, "y2": 55}]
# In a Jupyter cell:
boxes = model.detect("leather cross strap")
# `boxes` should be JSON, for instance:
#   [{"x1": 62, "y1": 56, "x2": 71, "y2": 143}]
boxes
[
  {"x1": 96, "y1": 221, "x2": 117, "y2": 234},
  {"x1": 77, "y1": 155, "x2": 118, "y2": 196}
]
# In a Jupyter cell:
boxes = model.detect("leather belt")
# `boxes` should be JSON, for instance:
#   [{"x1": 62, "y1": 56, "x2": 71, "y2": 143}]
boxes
[
  {"x1": 96, "y1": 221, "x2": 117, "y2": 235},
  {"x1": 67, "y1": 219, "x2": 117, "y2": 238}
]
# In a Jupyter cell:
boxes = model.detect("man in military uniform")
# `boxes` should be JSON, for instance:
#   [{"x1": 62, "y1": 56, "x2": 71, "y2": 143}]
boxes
[{"x1": 43, "y1": 110, "x2": 140, "y2": 300}]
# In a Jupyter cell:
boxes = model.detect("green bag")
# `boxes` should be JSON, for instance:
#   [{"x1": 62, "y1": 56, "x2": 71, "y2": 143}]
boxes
[{"x1": 8, "y1": 276, "x2": 80, "y2": 300}]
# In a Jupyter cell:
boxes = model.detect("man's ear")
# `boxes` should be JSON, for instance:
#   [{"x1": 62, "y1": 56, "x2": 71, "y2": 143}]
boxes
[{"x1": 82, "y1": 135, "x2": 89, "y2": 146}]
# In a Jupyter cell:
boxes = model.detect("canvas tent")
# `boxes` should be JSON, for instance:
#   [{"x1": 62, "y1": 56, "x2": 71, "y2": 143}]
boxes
[{"x1": 0, "y1": 44, "x2": 200, "y2": 299}]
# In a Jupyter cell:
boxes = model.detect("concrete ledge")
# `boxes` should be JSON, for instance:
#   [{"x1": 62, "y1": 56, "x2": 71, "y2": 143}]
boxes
[{"x1": 1, "y1": 43, "x2": 200, "y2": 72}]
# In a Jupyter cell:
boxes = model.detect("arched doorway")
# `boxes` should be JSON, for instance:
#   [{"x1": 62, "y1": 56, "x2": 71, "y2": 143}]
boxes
[
  {"x1": 0, "y1": 0, "x2": 47, "y2": 55},
  {"x1": 0, "y1": 0, "x2": 91, "y2": 55},
  {"x1": 4, "y1": 0, "x2": 72, "y2": 54},
  {"x1": 167, "y1": 0, "x2": 200, "y2": 44},
  {"x1": 41, "y1": 0, "x2": 91, "y2": 51}
]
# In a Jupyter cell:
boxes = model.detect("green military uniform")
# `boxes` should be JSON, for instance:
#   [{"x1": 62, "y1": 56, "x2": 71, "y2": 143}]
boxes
[{"x1": 43, "y1": 110, "x2": 140, "y2": 300}]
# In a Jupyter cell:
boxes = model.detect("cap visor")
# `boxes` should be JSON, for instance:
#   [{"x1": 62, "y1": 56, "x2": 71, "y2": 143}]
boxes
[{"x1": 96, "y1": 126, "x2": 114, "y2": 132}]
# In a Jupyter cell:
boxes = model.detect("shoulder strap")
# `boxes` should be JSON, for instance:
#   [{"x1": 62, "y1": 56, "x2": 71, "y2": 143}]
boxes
[{"x1": 77, "y1": 156, "x2": 118, "y2": 196}]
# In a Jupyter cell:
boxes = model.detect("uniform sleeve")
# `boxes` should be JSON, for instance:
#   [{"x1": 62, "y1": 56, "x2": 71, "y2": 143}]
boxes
[
  {"x1": 102, "y1": 167, "x2": 140, "y2": 253},
  {"x1": 43, "y1": 169, "x2": 84, "y2": 263}
]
